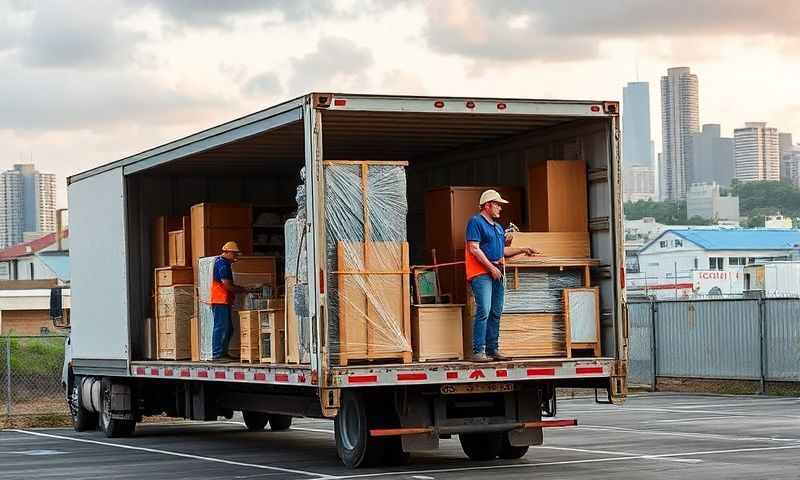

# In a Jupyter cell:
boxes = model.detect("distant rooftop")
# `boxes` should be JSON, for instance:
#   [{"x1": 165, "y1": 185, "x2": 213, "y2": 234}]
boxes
[
  {"x1": 663, "y1": 229, "x2": 800, "y2": 251},
  {"x1": 0, "y1": 229, "x2": 69, "y2": 260}
]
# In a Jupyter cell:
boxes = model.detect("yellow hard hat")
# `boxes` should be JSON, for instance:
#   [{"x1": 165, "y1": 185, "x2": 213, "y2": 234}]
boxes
[{"x1": 222, "y1": 241, "x2": 241, "y2": 253}]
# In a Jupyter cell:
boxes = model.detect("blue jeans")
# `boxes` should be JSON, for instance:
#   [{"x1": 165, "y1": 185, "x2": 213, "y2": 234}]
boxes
[
  {"x1": 212, "y1": 304, "x2": 232, "y2": 358},
  {"x1": 470, "y1": 273, "x2": 504, "y2": 355}
]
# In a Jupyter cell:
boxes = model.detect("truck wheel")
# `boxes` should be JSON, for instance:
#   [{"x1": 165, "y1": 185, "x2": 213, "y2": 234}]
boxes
[
  {"x1": 335, "y1": 390, "x2": 384, "y2": 468},
  {"x1": 99, "y1": 379, "x2": 136, "y2": 438},
  {"x1": 498, "y1": 435, "x2": 529, "y2": 459},
  {"x1": 268, "y1": 414, "x2": 292, "y2": 432},
  {"x1": 68, "y1": 376, "x2": 97, "y2": 432},
  {"x1": 242, "y1": 411, "x2": 269, "y2": 431},
  {"x1": 459, "y1": 432, "x2": 502, "y2": 461}
]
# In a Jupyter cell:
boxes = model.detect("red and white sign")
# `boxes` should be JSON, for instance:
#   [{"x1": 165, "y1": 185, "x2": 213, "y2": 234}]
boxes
[{"x1": 692, "y1": 270, "x2": 743, "y2": 295}]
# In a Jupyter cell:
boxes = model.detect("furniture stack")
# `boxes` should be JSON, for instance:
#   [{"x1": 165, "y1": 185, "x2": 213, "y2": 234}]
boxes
[
  {"x1": 324, "y1": 161, "x2": 412, "y2": 366},
  {"x1": 238, "y1": 307, "x2": 286, "y2": 364}
]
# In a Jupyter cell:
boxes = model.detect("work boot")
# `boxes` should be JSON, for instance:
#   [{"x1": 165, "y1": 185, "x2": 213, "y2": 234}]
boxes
[
  {"x1": 491, "y1": 351, "x2": 511, "y2": 361},
  {"x1": 470, "y1": 351, "x2": 492, "y2": 363}
]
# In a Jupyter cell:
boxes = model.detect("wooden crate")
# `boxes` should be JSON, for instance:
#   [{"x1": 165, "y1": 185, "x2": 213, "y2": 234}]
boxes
[
  {"x1": 168, "y1": 224, "x2": 192, "y2": 267},
  {"x1": 156, "y1": 285, "x2": 193, "y2": 360},
  {"x1": 563, "y1": 287, "x2": 601, "y2": 357},
  {"x1": 190, "y1": 203, "x2": 253, "y2": 274},
  {"x1": 152, "y1": 216, "x2": 182, "y2": 269},
  {"x1": 285, "y1": 276, "x2": 300, "y2": 364},
  {"x1": 498, "y1": 313, "x2": 566, "y2": 358},
  {"x1": 155, "y1": 266, "x2": 193, "y2": 287},
  {"x1": 507, "y1": 232, "x2": 591, "y2": 258},
  {"x1": 336, "y1": 241, "x2": 412, "y2": 366},
  {"x1": 528, "y1": 160, "x2": 588, "y2": 232},
  {"x1": 239, "y1": 310, "x2": 261, "y2": 363},
  {"x1": 411, "y1": 304, "x2": 464, "y2": 362},
  {"x1": 424, "y1": 186, "x2": 524, "y2": 304}
]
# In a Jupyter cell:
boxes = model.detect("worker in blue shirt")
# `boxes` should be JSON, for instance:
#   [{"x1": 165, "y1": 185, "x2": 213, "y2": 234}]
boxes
[
  {"x1": 465, "y1": 190, "x2": 538, "y2": 362},
  {"x1": 210, "y1": 241, "x2": 246, "y2": 362}
]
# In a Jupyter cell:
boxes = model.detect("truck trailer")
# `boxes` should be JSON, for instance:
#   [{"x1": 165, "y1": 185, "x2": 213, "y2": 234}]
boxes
[{"x1": 57, "y1": 93, "x2": 628, "y2": 468}]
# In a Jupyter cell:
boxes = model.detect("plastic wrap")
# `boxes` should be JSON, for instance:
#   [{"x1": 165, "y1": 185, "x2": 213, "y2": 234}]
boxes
[
  {"x1": 503, "y1": 269, "x2": 583, "y2": 313},
  {"x1": 285, "y1": 217, "x2": 311, "y2": 363},
  {"x1": 156, "y1": 285, "x2": 194, "y2": 360},
  {"x1": 197, "y1": 256, "x2": 215, "y2": 360},
  {"x1": 324, "y1": 163, "x2": 412, "y2": 365},
  {"x1": 565, "y1": 288, "x2": 600, "y2": 343},
  {"x1": 498, "y1": 313, "x2": 566, "y2": 357}
]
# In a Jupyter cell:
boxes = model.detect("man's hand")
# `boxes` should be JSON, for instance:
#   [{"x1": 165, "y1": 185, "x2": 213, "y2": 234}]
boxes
[
  {"x1": 522, "y1": 247, "x2": 541, "y2": 256},
  {"x1": 489, "y1": 264, "x2": 503, "y2": 280}
]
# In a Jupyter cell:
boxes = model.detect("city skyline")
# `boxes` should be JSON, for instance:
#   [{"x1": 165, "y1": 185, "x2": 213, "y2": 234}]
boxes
[{"x1": 0, "y1": 164, "x2": 56, "y2": 248}]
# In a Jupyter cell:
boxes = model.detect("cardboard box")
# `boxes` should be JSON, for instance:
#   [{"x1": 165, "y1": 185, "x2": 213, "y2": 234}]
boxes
[
  {"x1": 155, "y1": 266, "x2": 193, "y2": 287},
  {"x1": 412, "y1": 304, "x2": 464, "y2": 362},
  {"x1": 528, "y1": 160, "x2": 588, "y2": 232},
  {"x1": 190, "y1": 203, "x2": 253, "y2": 275}
]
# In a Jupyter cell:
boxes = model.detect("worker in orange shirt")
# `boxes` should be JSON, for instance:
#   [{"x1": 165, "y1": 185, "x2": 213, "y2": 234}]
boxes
[
  {"x1": 210, "y1": 241, "x2": 247, "y2": 362},
  {"x1": 465, "y1": 190, "x2": 539, "y2": 362}
]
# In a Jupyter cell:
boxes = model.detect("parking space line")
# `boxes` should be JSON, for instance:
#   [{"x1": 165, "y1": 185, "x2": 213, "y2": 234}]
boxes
[
  {"x1": 539, "y1": 446, "x2": 702, "y2": 464},
  {"x1": 327, "y1": 443, "x2": 800, "y2": 479},
  {"x1": 8, "y1": 429, "x2": 334, "y2": 479},
  {"x1": 579, "y1": 424, "x2": 800, "y2": 443},
  {"x1": 647, "y1": 415, "x2": 748, "y2": 424}
]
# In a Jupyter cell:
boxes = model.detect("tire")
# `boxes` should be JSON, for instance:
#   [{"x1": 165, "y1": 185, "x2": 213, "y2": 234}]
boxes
[
  {"x1": 68, "y1": 376, "x2": 97, "y2": 432},
  {"x1": 459, "y1": 432, "x2": 503, "y2": 461},
  {"x1": 335, "y1": 390, "x2": 384, "y2": 468},
  {"x1": 268, "y1": 414, "x2": 293, "y2": 432},
  {"x1": 242, "y1": 411, "x2": 269, "y2": 431},
  {"x1": 498, "y1": 434, "x2": 530, "y2": 459},
  {"x1": 99, "y1": 379, "x2": 136, "y2": 438}
]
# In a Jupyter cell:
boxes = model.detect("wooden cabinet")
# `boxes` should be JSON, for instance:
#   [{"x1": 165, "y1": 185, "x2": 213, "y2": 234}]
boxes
[
  {"x1": 190, "y1": 203, "x2": 253, "y2": 274},
  {"x1": 152, "y1": 216, "x2": 182, "y2": 268},
  {"x1": 155, "y1": 266, "x2": 193, "y2": 287},
  {"x1": 528, "y1": 160, "x2": 587, "y2": 232},
  {"x1": 424, "y1": 186, "x2": 524, "y2": 303},
  {"x1": 411, "y1": 304, "x2": 464, "y2": 362}
]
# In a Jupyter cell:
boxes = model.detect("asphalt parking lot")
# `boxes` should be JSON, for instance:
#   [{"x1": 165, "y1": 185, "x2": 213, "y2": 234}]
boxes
[{"x1": 2, "y1": 393, "x2": 799, "y2": 480}]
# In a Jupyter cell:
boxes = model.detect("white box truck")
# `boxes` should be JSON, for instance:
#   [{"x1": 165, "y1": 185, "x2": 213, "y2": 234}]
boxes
[{"x1": 55, "y1": 93, "x2": 628, "y2": 468}]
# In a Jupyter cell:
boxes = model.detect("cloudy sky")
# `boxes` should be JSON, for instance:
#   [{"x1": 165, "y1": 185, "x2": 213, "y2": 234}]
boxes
[{"x1": 1, "y1": 0, "x2": 798, "y2": 206}]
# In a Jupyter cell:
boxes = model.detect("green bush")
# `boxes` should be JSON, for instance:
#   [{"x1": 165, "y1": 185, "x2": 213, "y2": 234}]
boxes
[{"x1": 4, "y1": 336, "x2": 65, "y2": 377}]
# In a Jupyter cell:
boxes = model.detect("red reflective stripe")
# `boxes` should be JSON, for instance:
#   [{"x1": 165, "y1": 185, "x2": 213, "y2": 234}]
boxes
[
  {"x1": 348, "y1": 374, "x2": 378, "y2": 384},
  {"x1": 333, "y1": 98, "x2": 347, "y2": 107},
  {"x1": 150, "y1": 368, "x2": 159, "y2": 376},
  {"x1": 576, "y1": 366, "x2": 604, "y2": 375},
  {"x1": 254, "y1": 373, "x2": 267, "y2": 381},
  {"x1": 275, "y1": 373, "x2": 290, "y2": 382},
  {"x1": 527, "y1": 368, "x2": 556, "y2": 377},
  {"x1": 495, "y1": 369, "x2": 508, "y2": 378},
  {"x1": 215, "y1": 371, "x2": 226, "y2": 379},
  {"x1": 446, "y1": 372, "x2": 459, "y2": 380},
  {"x1": 197, "y1": 370, "x2": 209, "y2": 378},
  {"x1": 397, "y1": 373, "x2": 427, "y2": 381},
  {"x1": 180, "y1": 369, "x2": 191, "y2": 378},
  {"x1": 135, "y1": 367, "x2": 146, "y2": 375},
  {"x1": 164, "y1": 368, "x2": 174, "y2": 377},
  {"x1": 234, "y1": 372, "x2": 245, "y2": 380}
]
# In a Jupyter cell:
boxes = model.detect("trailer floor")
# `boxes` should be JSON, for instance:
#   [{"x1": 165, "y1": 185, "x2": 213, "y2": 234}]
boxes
[{"x1": 2, "y1": 393, "x2": 799, "y2": 479}]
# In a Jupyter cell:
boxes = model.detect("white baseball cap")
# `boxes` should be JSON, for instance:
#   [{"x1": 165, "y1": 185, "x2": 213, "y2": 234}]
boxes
[{"x1": 479, "y1": 189, "x2": 510, "y2": 206}]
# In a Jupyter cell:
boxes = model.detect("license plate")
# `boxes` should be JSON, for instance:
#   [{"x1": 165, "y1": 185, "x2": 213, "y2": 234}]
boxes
[{"x1": 440, "y1": 382, "x2": 515, "y2": 395}]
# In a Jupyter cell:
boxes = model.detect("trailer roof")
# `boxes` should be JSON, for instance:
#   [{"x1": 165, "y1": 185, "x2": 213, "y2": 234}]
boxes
[{"x1": 69, "y1": 93, "x2": 616, "y2": 183}]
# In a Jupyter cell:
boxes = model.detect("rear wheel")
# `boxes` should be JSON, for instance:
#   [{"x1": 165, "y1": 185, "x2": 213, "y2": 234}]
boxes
[
  {"x1": 335, "y1": 390, "x2": 384, "y2": 468},
  {"x1": 459, "y1": 432, "x2": 503, "y2": 461},
  {"x1": 498, "y1": 434, "x2": 530, "y2": 459},
  {"x1": 242, "y1": 411, "x2": 269, "y2": 431},
  {"x1": 268, "y1": 414, "x2": 292, "y2": 431},
  {"x1": 99, "y1": 379, "x2": 136, "y2": 438},
  {"x1": 68, "y1": 376, "x2": 97, "y2": 432}
]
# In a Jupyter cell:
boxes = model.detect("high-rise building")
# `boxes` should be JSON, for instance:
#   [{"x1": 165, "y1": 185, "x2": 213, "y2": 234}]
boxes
[
  {"x1": 0, "y1": 164, "x2": 57, "y2": 248},
  {"x1": 0, "y1": 170, "x2": 24, "y2": 249},
  {"x1": 689, "y1": 124, "x2": 735, "y2": 186},
  {"x1": 660, "y1": 67, "x2": 699, "y2": 200},
  {"x1": 622, "y1": 81, "x2": 656, "y2": 201},
  {"x1": 779, "y1": 132, "x2": 793, "y2": 161},
  {"x1": 625, "y1": 166, "x2": 657, "y2": 202},
  {"x1": 686, "y1": 182, "x2": 740, "y2": 221},
  {"x1": 734, "y1": 122, "x2": 779, "y2": 182}
]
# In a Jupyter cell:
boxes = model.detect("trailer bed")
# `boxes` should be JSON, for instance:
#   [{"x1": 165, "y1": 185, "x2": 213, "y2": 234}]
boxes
[{"x1": 130, "y1": 357, "x2": 614, "y2": 387}]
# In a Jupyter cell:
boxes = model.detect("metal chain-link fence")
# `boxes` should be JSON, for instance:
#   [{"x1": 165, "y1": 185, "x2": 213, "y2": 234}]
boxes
[{"x1": 0, "y1": 335, "x2": 68, "y2": 417}]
